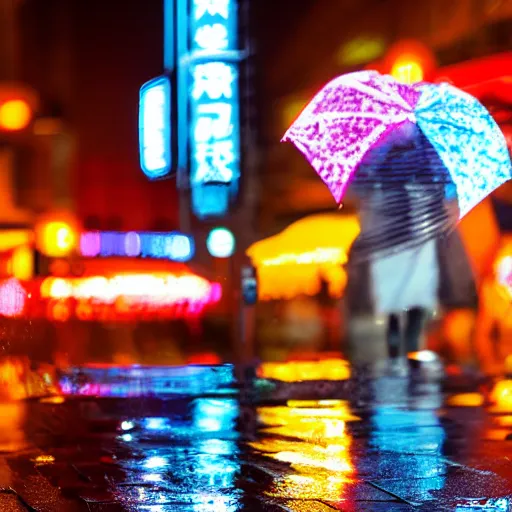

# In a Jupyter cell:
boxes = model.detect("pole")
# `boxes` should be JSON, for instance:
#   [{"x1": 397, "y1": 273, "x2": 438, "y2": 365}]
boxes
[
  {"x1": 232, "y1": 0, "x2": 259, "y2": 365},
  {"x1": 175, "y1": 0, "x2": 191, "y2": 233},
  {"x1": 163, "y1": 0, "x2": 191, "y2": 234}
]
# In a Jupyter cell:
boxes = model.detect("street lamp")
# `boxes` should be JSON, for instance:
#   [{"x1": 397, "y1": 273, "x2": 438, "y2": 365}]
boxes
[
  {"x1": 0, "y1": 83, "x2": 37, "y2": 132},
  {"x1": 384, "y1": 40, "x2": 437, "y2": 84}
]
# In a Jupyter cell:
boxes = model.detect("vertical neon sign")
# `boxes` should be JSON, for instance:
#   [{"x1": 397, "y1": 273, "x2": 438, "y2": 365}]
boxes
[
  {"x1": 188, "y1": 0, "x2": 240, "y2": 218},
  {"x1": 139, "y1": 76, "x2": 172, "y2": 179}
]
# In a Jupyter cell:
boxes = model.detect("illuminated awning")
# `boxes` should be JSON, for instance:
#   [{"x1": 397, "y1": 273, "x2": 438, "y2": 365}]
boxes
[{"x1": 247, "y1": 213, "x2": 360, "y2": 301}]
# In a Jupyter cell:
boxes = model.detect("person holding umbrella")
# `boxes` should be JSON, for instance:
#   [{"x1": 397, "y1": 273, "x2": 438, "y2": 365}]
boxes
[
  {"x1": 344, "y1": 122, "x2": 478, "y2": 372},
  {"x1": 282, "y1": 71, "x2": 511, "y2": 373}
]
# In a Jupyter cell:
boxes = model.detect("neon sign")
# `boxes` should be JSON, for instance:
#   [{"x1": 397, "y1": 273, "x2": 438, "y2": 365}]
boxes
[
  {"x1": 139, "y1": 76, "x2": 172, "y2": 179},
  {"x1": 188, "y1": 0, "x2": 240, "y2": 217},
  {"x1": 41, "y1": 273, "x2": 222, "y2": 322},
  {"x1": 80, "y1": 231, "x2": 194, "y2": 262}
]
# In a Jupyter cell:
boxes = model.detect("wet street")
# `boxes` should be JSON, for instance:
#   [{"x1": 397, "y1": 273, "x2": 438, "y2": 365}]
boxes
[{"x1": 0, "y1": 363, "x2": 511, "y2": 511}]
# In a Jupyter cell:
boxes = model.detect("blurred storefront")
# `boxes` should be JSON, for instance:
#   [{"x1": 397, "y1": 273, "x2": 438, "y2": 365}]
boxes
[
  {"x1": 246, "y1": 213, "x2": 359, "y2": 360},
  {"x1": 0, "y1": 223, "x2": 225, "y2": 366}
]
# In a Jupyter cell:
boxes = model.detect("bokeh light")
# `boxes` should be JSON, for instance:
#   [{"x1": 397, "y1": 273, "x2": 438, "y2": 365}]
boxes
[{"x1": 0, "y1": 99, "x2": 32, "y2": 131}]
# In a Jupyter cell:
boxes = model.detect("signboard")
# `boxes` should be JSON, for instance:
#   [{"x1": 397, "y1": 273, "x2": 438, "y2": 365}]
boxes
[
  {"x1": 139, "y1": 76, "x2": 172, "y2": 179},
  {"x1": 190, "y1": 61, "x2": 239, "y2": 185},
  {"x1": 188, "y1": 0, "x2": 241, "y2": 217},
  {"x1": 241, "y1": 264, "x2": 257, "y2": 306}
]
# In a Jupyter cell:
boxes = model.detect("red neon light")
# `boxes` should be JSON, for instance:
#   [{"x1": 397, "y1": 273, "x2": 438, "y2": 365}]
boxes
[
  {"x1": 432, "y1": 52, "x2": 512, "y2": 106},
  {"x1": 39, "y1": 273, "x2": 222, "y2": 322},
  {"x1": 433, "y1": 53, "x2": 512, "y2": 88}
]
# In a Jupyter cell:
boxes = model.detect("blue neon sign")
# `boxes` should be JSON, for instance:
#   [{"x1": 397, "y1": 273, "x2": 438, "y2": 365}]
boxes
[
  {"x1": 80, "y1": 231, "x2": 194, "y2": 262},
  {"x1": 189, "y1": 0, "x2": 238, "y2": 52},
  {"x1": 139, "y1": 76, "x2": 172, "y2": 179},
  {"x1": 188, "y1": 0, "x2": 240, "y2": 191}
]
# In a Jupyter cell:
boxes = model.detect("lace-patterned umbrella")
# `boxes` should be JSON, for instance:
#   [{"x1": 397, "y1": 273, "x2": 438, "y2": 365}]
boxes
[{"x1": 282, "y1": 71, "x2": 512, "y2": 257}]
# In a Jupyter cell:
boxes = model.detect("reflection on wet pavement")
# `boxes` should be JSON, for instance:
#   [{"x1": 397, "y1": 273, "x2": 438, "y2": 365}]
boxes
[{"x1": 0, "y1": 362, "x2": 510, "y2": 510}]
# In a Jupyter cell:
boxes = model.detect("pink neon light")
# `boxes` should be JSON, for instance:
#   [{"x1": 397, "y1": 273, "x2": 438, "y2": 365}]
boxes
[
  {"x1": 0, "y1": 279, "x2": 27, "y2": 317},
  {"x1": 80, "y1": 232, "x2": 101, "y2": 257},
  {"x1": 124, "y1": 232, "x2": 141, "y2": 257},
  {"x1": 282, "y1": 70, "x2": 421, "y2": 202}
]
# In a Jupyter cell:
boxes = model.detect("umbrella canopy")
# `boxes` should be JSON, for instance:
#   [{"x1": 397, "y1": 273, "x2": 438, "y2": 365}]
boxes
[
  {"x1": 348, "y1": 122, "x2": 455, "y2": 259},
  {"x1": 283, "y1": 70, "x2": 512, "y2": 220}
]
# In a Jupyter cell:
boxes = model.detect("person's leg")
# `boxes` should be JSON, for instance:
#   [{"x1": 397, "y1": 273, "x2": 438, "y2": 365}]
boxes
[
  {"x1": 387, "y1": 313, "x2": 402, "y2": 358},
  {"x1": 404, "y1": 307, "x2": 426, "y2": 354}
]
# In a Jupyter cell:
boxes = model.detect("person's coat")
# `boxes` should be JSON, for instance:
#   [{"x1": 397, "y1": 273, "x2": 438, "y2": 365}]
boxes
[{"x1": 344, "y1": 226, "x2": 478, "y2": 316}]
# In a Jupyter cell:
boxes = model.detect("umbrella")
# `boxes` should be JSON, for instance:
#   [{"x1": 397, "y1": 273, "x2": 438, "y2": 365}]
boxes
[{"x1": 282, "y1": 71, "x2": 512, "y2": 238}]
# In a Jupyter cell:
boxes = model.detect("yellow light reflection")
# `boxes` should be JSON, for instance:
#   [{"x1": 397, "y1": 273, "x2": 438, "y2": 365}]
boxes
[
  {"x1": 0, "y1": 358, "x2": 27, "y2": 400},
  {"x1": 33, "y1": 454, "x2": 55, "y2": 465},
  {"x1": 249, "y1": 400, "x2": 356, "y2": 501},
  {"x1": 258, "y1": 359, "x2": 351, "y2": 382},
  {"x1": 39, "y1": 396, "x2": 65, "y2": 405},
  {"x1": 0, "y1": 402, "x2": 28, "y2": 453}
]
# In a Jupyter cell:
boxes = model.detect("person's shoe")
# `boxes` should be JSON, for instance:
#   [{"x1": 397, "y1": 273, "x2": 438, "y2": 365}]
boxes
[{"x1": 388, "y1": 357, "x2": 410, "y2": 377}]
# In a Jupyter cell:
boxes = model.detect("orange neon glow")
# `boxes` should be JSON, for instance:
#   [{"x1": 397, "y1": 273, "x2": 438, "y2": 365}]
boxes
[
  {"x1": 41, "y1": 222, "x2": 77, "y2": 257},
  {"x1": 0, "y1": 99, "x2": 32, "y2": 131},
  {"x1": 247, "y1": 214, "x2": 360, "y2": 300},
  {"x1": 258, "y1": 359, "x2": 351, "y2": 382},
  {"x1": 458, "y1": 197, "x2": 500, "y2": 283},
  {"x1": 490, "y1": 380, "x2": 512, "y2": 413},
  {"x1": 474, "y1": 236, "x2": 512, "y2": 326},
  {"x1": 35, "y1": 211, "x2": 80, "y2": 258}
]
